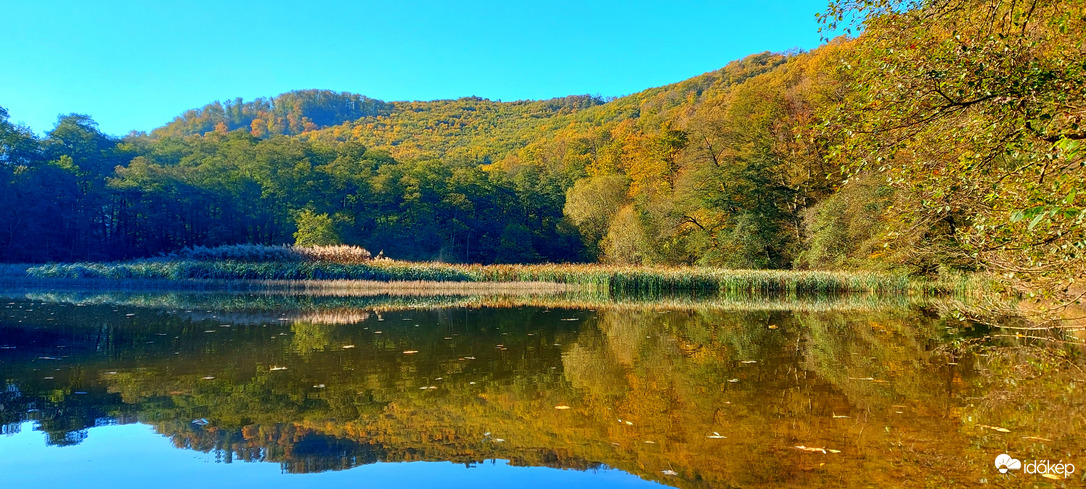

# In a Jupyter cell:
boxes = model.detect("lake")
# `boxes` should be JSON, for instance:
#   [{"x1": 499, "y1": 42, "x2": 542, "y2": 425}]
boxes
[{"x1": 0, "y1": 289, "x2": 1082, "y2": 487}]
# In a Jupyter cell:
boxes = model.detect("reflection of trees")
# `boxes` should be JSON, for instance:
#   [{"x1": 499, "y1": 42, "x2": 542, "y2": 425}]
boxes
[{"x1": 1, "y1": 298, "x2": 1080, "y2": 487}]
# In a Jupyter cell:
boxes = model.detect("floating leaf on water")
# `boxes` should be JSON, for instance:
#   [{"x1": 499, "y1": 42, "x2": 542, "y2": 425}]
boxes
[
  {"x1": 977, "y1": 424, "x2": 1011, "y2": 433},
  {"x1": 555, "y1": 405, "x2": 571, "y2": 410},
  {"x1": 1021, "y1": 436, "x2": 1053, "y2": 442}
]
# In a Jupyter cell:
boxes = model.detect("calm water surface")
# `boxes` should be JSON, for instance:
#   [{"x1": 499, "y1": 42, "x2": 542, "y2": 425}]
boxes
[{"x1": 0, "y1": 290, "x2": 1082, "y2": 488}]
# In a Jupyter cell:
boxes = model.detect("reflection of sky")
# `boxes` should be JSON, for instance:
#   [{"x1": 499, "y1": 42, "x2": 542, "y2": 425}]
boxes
[{"x1": 0, "y1": 422, "x2": 668, "y2": 489}]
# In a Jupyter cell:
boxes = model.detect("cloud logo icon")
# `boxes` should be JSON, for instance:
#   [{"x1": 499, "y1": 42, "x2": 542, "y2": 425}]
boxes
[{"x1": 995, "y1": 454, "x2": 1022, "y2": 473}]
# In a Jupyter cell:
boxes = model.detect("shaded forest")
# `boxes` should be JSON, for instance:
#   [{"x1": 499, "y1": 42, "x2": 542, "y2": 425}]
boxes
[{"x1": 2, "y1": 0, "x2": 1083, "y2": 295}]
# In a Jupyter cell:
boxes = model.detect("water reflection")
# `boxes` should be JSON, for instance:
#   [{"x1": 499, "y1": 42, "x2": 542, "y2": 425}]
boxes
[{"x1": 0, "y1": 291, "x2": 1082, "y2": 487}]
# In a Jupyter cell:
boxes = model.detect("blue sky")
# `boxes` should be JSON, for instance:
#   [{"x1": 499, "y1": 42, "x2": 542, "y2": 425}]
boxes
[{"x1": 2, "y1": 0, "x2": 833, "y2": 136}]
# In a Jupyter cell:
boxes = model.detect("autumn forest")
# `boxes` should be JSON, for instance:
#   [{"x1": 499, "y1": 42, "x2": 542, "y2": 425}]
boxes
[{"x1": 2, "y1": 0, "x2": 1083, "y2": 298}]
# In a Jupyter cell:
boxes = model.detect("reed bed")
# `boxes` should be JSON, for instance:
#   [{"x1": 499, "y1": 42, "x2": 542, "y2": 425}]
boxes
[
  {"x1": 9, "y1": 288, "x2": 923, "y2": 316},
  {"x1": 18, "y1": 259, "x2": 928, "y2": 295},
  {"x1": 167, "y1": 244, "x2": 372, "y2": 263}
]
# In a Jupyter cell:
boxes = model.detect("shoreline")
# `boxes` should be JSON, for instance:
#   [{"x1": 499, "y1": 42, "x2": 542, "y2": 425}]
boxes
[{"x1": 1, "y1": 260, "x2": 944, "y2": 295}]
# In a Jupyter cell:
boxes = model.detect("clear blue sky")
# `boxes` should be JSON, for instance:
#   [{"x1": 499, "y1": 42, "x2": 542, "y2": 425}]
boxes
[{"x1": 2, "y1": 0, "x2": 833, "y2": 136}]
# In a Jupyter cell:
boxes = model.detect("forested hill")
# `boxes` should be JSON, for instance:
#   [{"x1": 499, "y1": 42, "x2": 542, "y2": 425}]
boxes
[
  {"x1": 2, "y1": 0, "x2": 1083, "y2": 298},
  {"x1": 151, "y1": 50, "x2": 786, "y2": 163},
  {"x1": 151, "y1": 90, "x2": 395, "y2": 138}
]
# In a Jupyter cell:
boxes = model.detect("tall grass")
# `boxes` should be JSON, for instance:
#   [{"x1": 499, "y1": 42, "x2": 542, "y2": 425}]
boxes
[
  {"x1": 168, "y1": 244, "x2": 372, "y2": 263},
  {"x1": 18, "y1": 258, "x2": 932, "y2": 295},
  {"x1": 3, "y1": 243, "x2": 975, "y2": 295}
]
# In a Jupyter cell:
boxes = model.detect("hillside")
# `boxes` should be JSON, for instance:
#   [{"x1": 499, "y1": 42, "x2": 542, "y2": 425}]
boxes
[
  {"x1": 2, "y1": 0, "x2": 1083, "y2": 302},
  {"x1": 153, "y1": 50, "x2": 789, "y2": 164}
]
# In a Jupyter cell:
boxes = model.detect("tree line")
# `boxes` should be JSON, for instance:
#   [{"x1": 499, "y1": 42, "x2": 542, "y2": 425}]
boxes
[
  {"x1": 0, "y1": 110, "x2": 580, "y2": 263},
  {"x1": 2, "y1": 0, "x2": 1082, "y2": 298}
]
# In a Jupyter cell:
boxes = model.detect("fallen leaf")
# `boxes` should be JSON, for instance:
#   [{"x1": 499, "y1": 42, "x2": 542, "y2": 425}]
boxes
[{"x1": 1021, "y1": 436, "x2": 1053, "y2": 442}]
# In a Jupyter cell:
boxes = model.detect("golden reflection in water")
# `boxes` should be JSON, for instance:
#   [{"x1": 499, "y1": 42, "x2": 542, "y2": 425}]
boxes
[{"x1": 0, "y1": 291, "x2": 1082, "y2": 487}]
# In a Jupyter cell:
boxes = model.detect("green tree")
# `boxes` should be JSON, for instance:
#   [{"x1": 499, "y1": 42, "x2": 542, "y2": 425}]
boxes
[{"x1": 293, "y1": 209, "x2": 340, "y2": 246}]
